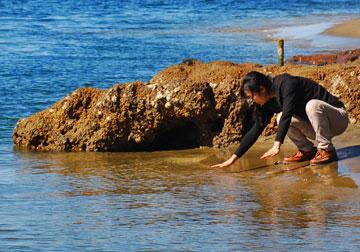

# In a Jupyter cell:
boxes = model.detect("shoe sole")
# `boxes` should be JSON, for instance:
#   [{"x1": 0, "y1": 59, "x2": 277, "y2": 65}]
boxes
[{"x1": 310, "y1": 157, "x2": 338, "y2": 165}]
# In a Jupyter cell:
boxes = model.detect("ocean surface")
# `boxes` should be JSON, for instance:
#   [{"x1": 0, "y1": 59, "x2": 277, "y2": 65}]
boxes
[{"x1": 1, "y1": 0, "x2": 360, "y2": 251}]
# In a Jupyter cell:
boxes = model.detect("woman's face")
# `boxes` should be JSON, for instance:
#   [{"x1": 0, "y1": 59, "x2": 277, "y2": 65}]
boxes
[{"x1": 244, "y1": 87, "x2": 268, "y2": 105}]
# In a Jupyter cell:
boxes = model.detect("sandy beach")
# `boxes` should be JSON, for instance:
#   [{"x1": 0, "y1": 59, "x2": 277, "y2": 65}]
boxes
[{"x1": 323, "y1": 18, "x2": 360, "y2": 38}]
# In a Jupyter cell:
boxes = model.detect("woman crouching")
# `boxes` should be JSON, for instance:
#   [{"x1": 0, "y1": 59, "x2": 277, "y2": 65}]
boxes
[{"x1": 212, "y1": 71, "x2": 348, "y2": 168}]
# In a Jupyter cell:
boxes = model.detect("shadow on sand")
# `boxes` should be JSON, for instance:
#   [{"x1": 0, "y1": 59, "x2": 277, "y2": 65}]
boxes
[{"x1": 337, "y1": 145, "x2": 360, "y2": 161}]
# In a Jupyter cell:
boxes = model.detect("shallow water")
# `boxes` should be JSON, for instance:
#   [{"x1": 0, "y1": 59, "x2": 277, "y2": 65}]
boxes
[
  {"x1": 2, "y1": 140, "x2": 359, "y2": 251},
  {"x1": 1, "y1": 0, "x2": 360, "y2": 250}
]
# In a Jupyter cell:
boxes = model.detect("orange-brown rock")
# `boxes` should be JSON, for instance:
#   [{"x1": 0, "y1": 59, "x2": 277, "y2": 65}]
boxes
[
  {"x1": 13, "y1": 60, "x2": 360, "y2": 151},
  {"x1": 288, "y1": 48, "x2": 360, "y2": 65}
]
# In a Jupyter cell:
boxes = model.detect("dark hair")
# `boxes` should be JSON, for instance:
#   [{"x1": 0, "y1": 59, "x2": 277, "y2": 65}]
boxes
[{"x1": 240, "y1": 71, "x2": 273, "y2": 98}]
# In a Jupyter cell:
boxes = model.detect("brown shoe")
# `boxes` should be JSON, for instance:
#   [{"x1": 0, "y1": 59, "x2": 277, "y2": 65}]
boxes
[
  {"x1": 310, "y1": 149, "x2": 338, "y2": 165},
  {"x1": 283, "y1": 148, "x2": 317, "y2": 164}
]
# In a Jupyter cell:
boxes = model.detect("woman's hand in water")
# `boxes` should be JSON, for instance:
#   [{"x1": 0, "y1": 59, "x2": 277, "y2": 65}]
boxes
[
  {"x1": 211, "y1": 154, "x2": 238, "y2": 168},
  {"x1": 260, "y1": 141, "x2": 281, "y2": 159}
]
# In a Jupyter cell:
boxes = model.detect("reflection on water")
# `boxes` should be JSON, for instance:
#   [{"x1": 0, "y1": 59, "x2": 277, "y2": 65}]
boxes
[
  {"x1": 16, "y1": 150, "x2": 217, "y2": 196},
  {"x1": 246, "y1": 162, "x2": 358, "y2": 227},
  {"x1": 7, "y1": 142, "x2": 360, "y2": 250}
]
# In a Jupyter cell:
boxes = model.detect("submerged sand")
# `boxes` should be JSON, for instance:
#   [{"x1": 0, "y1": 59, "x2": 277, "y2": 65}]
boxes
[
  {"x1": 323, "y1": 19, "x2": 360, "y2": 38},
  {"x1": 214, "y1": 124, "x2": 360, "y2": 173}
]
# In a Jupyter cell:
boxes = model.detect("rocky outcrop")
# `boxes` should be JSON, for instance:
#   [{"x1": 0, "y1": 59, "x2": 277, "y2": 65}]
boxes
[
  {"x1": 13, "y1": 60, "x2": 360, "y2": 151},
  {"x1": 287, "y1": 48, "x2": 360, "y2": 65}
]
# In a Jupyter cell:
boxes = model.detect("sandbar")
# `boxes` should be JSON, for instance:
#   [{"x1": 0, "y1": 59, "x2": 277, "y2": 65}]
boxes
[{"x1": 323, "y1": 19, "x2": 360, "y2": 38}]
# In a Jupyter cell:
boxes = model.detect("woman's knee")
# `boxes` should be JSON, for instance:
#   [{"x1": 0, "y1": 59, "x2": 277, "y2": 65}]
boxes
[
  {"x1": 305, "y1": 99, "x2": 325, "y2": 116},
  {"x1": 277, "y1": 112, "x2": 302, "y2": 128}
]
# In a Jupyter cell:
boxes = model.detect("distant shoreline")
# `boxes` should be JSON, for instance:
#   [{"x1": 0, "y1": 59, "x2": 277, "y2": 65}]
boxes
[{"x1": 322, "y1": 18, "x2": 360, "y2": 38}]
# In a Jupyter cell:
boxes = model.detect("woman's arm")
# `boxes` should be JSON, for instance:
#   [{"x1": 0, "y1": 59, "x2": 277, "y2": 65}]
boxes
[
  {"x1": 260, "y1": 140, "x2": 281, "y2": 159},
  {"x1": 211, "y1": 154, "x2": 239, "y2": 168},
  {"x1": 211, "y1": 114, "x2": 269, "y2": 168},
  {"x1": 275, "y1": 79, "x2": 298, "y2": 144}
]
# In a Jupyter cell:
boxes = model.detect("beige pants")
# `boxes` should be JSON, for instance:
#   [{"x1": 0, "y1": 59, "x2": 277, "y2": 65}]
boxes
[{"x1": 277, "y1": 99, "x2": 348, "y2": 151}]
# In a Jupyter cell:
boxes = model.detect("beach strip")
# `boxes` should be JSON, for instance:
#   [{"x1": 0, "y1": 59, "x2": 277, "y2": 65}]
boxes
[{"x1": 323, "y1": 19, "x2": 360, "y2": 38}]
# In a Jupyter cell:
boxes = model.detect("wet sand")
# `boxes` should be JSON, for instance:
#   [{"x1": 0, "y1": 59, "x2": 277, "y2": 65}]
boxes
[{"x1": 323, "y1": 19, "x2": 360, "y2": 38}]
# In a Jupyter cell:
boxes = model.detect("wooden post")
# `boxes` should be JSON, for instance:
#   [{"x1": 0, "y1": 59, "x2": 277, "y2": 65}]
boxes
[{"x1": 277, "y1": 39, "x2": 284, "y2": 66}]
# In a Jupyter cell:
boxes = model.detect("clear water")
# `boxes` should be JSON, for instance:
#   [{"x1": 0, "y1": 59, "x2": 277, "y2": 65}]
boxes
[{"x1": 1, "y1": 1, "x2": 360, "y2": 250}]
